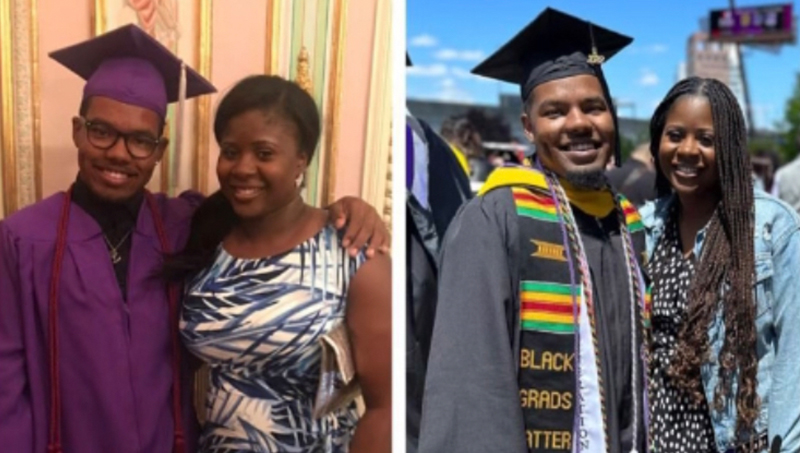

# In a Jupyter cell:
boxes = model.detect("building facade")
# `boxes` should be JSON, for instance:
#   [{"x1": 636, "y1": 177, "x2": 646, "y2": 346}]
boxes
[{"x1": 686, "y1": 31, "x2": 749, "y2": 127}]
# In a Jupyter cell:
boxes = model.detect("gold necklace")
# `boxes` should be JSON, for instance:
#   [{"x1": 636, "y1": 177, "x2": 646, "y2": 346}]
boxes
[{"x1": 103, "y1": 230, "x2": 133, "y2": 264}]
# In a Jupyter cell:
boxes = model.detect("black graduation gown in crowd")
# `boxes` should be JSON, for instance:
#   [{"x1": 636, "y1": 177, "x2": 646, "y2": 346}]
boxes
[
  {"x1": 406, "y1": 115, "x2": 472, "y2": 453},
  {"x1": 418, "y1": 187, "x2": 646, "y2": 453}
]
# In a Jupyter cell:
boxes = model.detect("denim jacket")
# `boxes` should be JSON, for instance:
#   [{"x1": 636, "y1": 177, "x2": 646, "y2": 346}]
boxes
[{"x1": 640, "y1": 191, "x2": 800, "y2": 452}]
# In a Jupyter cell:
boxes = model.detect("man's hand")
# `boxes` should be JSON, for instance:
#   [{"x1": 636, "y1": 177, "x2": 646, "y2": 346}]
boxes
[{"x1": 328, "y1": 196, "x2": 390, "y2": 258}]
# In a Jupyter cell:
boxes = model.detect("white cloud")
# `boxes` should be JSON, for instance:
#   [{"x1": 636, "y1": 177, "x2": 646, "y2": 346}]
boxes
[
  {"x1": 407, "y1": 65, "x2": 494, "y2": 84},
  {"x1": 451, "y1": 67, "x2": 473, "y2": 79},
  {"x1": 410, "y1": 33, "x2": 438, "y2": 47},
  {"x1": 639, "y1": 69, "x2": 660, "y2": 86},
  {"x1": 629, "y1": 44, "x2": 669, "y2": 55},
  {"x1": 435, "y1": 78, "x2": 474, "y2": 103},
  {"x1": 434, "y1": 48, "x2": 485, "y2": 62},
  {"x1": 406, "y1": 63, "x2": 448, "y2": 77}
]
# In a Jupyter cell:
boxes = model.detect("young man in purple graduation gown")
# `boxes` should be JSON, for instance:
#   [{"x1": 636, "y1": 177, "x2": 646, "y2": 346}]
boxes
[{"x1": 0, "y1": 25, "x2": 389, "y2": 453}]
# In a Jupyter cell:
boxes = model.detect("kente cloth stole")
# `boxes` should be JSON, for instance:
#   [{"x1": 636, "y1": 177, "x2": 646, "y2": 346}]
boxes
[{"x1": 508, "y1": 184, "x2": 649, "y2": 453}]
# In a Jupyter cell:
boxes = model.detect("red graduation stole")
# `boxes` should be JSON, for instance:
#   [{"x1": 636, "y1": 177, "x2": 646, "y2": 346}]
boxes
[{"x1": 47, "y1": 189, "x2": 185, "y2": 453}]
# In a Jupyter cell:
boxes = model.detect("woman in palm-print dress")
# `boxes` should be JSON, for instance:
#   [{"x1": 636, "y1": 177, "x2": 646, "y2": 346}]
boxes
[{"x1": 164, "y1": 75, "x2": 391, "y2": 453}]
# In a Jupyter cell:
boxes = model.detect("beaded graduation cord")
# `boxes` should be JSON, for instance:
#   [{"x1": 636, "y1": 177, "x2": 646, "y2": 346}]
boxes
[
  {"x1": 536, "y1": 169, "x2": 589, "y2": 451},
  {"x1": 538, "y1": 165, "x2": 648, "y2": 453},
  {"x1": 47, "y1": 190, "x2": 186, "y2": 453},
  {"x1": 541, "y1": 170, "x2": 609, "y2": 453},
  {"x1": 609, "y1": 187, "x2": 649, "y2": 453}
]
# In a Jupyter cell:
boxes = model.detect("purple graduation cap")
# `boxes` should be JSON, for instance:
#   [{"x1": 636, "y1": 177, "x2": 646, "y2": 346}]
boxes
[{"x1": 49, "y1": 24, "x2": 216, "y2": 119}]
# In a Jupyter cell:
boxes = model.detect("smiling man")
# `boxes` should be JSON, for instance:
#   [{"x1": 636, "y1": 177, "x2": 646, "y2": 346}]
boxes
[
  {"x1": 418, "y1": 8, "x2": 649, "y2": 453},
  {"x1": 0, "y1": 25, "x2": 388, "y2": 453}
]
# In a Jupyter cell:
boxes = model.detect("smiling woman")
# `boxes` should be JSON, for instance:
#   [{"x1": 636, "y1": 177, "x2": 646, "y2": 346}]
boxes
[
  {"x1": 657, "y1": 95, "x2": 719, "y2": 207},
  {"x1": 162, "y1": 74, "x2": 392, "y2": 453},
  {"x1": 642, "y1": 76, "x2": 800, "y2": 452},
  {"x1": 213, "y1": 76, "x2": 320, "y2": 226}
]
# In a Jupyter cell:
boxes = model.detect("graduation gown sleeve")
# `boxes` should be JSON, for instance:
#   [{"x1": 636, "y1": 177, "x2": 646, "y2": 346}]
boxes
[
  {"x1": 418, "y1": 188, "x2": 526, "y2": 453},
  {"x1": 419, "y1": 119, "x2": 472, "y2": 240},
  {"x1": 0, "y1": 222, "x2": 32, "y2": 451}
]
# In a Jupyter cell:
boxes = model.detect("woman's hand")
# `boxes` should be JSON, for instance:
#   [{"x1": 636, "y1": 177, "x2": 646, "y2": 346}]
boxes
[{"x1": 328, "y1": 197, "x2": 390, "y2": 258}]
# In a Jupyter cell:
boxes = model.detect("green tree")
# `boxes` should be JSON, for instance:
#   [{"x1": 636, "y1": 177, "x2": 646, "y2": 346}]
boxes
[
  {"x1": 779, "y1": 72, "x2": 800, "y2": 162},
  {"x1": 748, "y1": 136, "x2": 779, "y2": 155},
  {"x1": 619, "y1": 135, "x2": 636, "y2": 162},
  {"x1": 619, "y1": 129, "x2": 650, "y2": 164}
]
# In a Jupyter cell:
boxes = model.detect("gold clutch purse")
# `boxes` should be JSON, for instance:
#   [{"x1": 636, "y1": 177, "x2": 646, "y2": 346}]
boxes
[{"x1": 313, "y1": 321, "x2": 361, "y2": 419}]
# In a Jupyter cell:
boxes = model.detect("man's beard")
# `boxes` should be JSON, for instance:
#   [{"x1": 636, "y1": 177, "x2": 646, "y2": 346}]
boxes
[{"x1": 563, "y1": 169, "x2": 608, "y2": 190}]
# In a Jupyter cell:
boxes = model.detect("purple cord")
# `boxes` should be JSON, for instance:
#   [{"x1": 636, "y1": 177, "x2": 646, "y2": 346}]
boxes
[
  {"x1": 620, "y1": 218, "x2": 650, "y2": 444},
  {"x1": 406, "y1": 124, "x2": 414, "y2": 190}
]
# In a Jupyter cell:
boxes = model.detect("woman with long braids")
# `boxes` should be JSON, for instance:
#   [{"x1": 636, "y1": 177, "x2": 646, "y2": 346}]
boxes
[{"x1": 641, "y1": 77, "x2": 800, "y2": 452}]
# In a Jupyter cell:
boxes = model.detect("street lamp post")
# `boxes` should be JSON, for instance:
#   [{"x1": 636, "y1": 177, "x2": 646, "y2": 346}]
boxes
[{"x1": 729, "y1": 0, "x2": 757, "y2": 138}]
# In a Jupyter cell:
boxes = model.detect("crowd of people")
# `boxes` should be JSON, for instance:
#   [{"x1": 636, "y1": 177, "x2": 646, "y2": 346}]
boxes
[{"x1": 407, "y1": 6, "x2": 800, "y2": 453}]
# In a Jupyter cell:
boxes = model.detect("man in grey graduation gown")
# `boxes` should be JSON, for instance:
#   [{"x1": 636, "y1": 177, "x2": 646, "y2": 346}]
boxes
[{"x1": 418, "y1": 8, "x2": 647, "y2": 453}]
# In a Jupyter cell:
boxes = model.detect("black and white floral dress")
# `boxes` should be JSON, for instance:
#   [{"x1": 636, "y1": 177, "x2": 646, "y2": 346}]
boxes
[{"x1": 648, "y1": 208, "x2": 716, "y2": 453}]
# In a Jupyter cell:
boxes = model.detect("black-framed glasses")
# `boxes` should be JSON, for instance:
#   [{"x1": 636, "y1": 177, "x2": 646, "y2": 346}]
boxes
[{"x1": 81, "y1": 117, "x2": 162, "y2": 159}]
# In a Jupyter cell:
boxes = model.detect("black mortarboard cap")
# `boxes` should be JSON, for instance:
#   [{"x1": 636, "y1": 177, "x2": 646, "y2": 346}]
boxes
[
  {"x1": 406, "y1": 52, "x2": 412, "y2": 67},
  {"x1": 471, "y1": 8, "x2": 632, "y2": 101},
  {"x1": 472, "y1": 8, "x2": 632, "y2": 166}
]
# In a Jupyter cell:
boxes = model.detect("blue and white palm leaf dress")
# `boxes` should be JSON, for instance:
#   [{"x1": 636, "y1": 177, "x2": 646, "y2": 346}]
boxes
[{"x1": 181, "y1": 226, "x2": 364, "y2": 453}]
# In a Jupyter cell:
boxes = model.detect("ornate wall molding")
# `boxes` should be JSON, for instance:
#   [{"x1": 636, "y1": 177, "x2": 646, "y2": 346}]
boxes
[
  {"x1": 383, "y1": 149, "x2": 392, "y2": 232},
  {"x1": 92, "y1": 0, "x2": 106, "y2": 36},
  {"x1": 0, "y1": 0, "x2": 41, "y2": 218},
  {"x1": 12, "y1": 0, "x2": 38, "y2": 210},
  {"x1": 264, "y1": 0, "x2": 276, "y2": 74},
  {"x1": 0, "y1": 1, "x2": 16, "y2": 217},
  {"x1": 296, "y1": 46, "x2": 312, "y2": 93},
  {"x1": 320, "y1": 0, "x2": 346, "y2": 206},
  {"x1": 264, "y1": 0, "x2": 346, "y2": 208},
  {"x1": 361, "y1": 0, "x2": 392, "y2": 230},
  {"x1": 192, "y1": 0, "x2": 212, "y2": 194},
  {"x1": 29, "y1": 0, "x2": 41, "y2": 202}
]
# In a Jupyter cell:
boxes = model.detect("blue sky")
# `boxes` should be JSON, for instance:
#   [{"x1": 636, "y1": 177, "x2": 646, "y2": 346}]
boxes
[{"x1": 407, "y1": 0, "x2": 800, "y2": 130}]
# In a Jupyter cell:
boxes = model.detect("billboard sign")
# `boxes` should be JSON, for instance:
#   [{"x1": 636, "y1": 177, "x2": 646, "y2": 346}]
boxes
[{"x1": 709, "y1": 3, "x2": 795, "y2": 44}]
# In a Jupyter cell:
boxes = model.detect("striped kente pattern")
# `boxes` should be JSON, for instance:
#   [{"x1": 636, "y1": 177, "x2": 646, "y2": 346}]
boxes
[
  {"x1": 520, "y1": 280, "x2": 580, "y2": 334},
  {"x1": 512, "y1": 187, "x2": 559, "y2": 223},
  {"x1": 620, "y1": 197, "x2": 644, "y2": 233}
]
